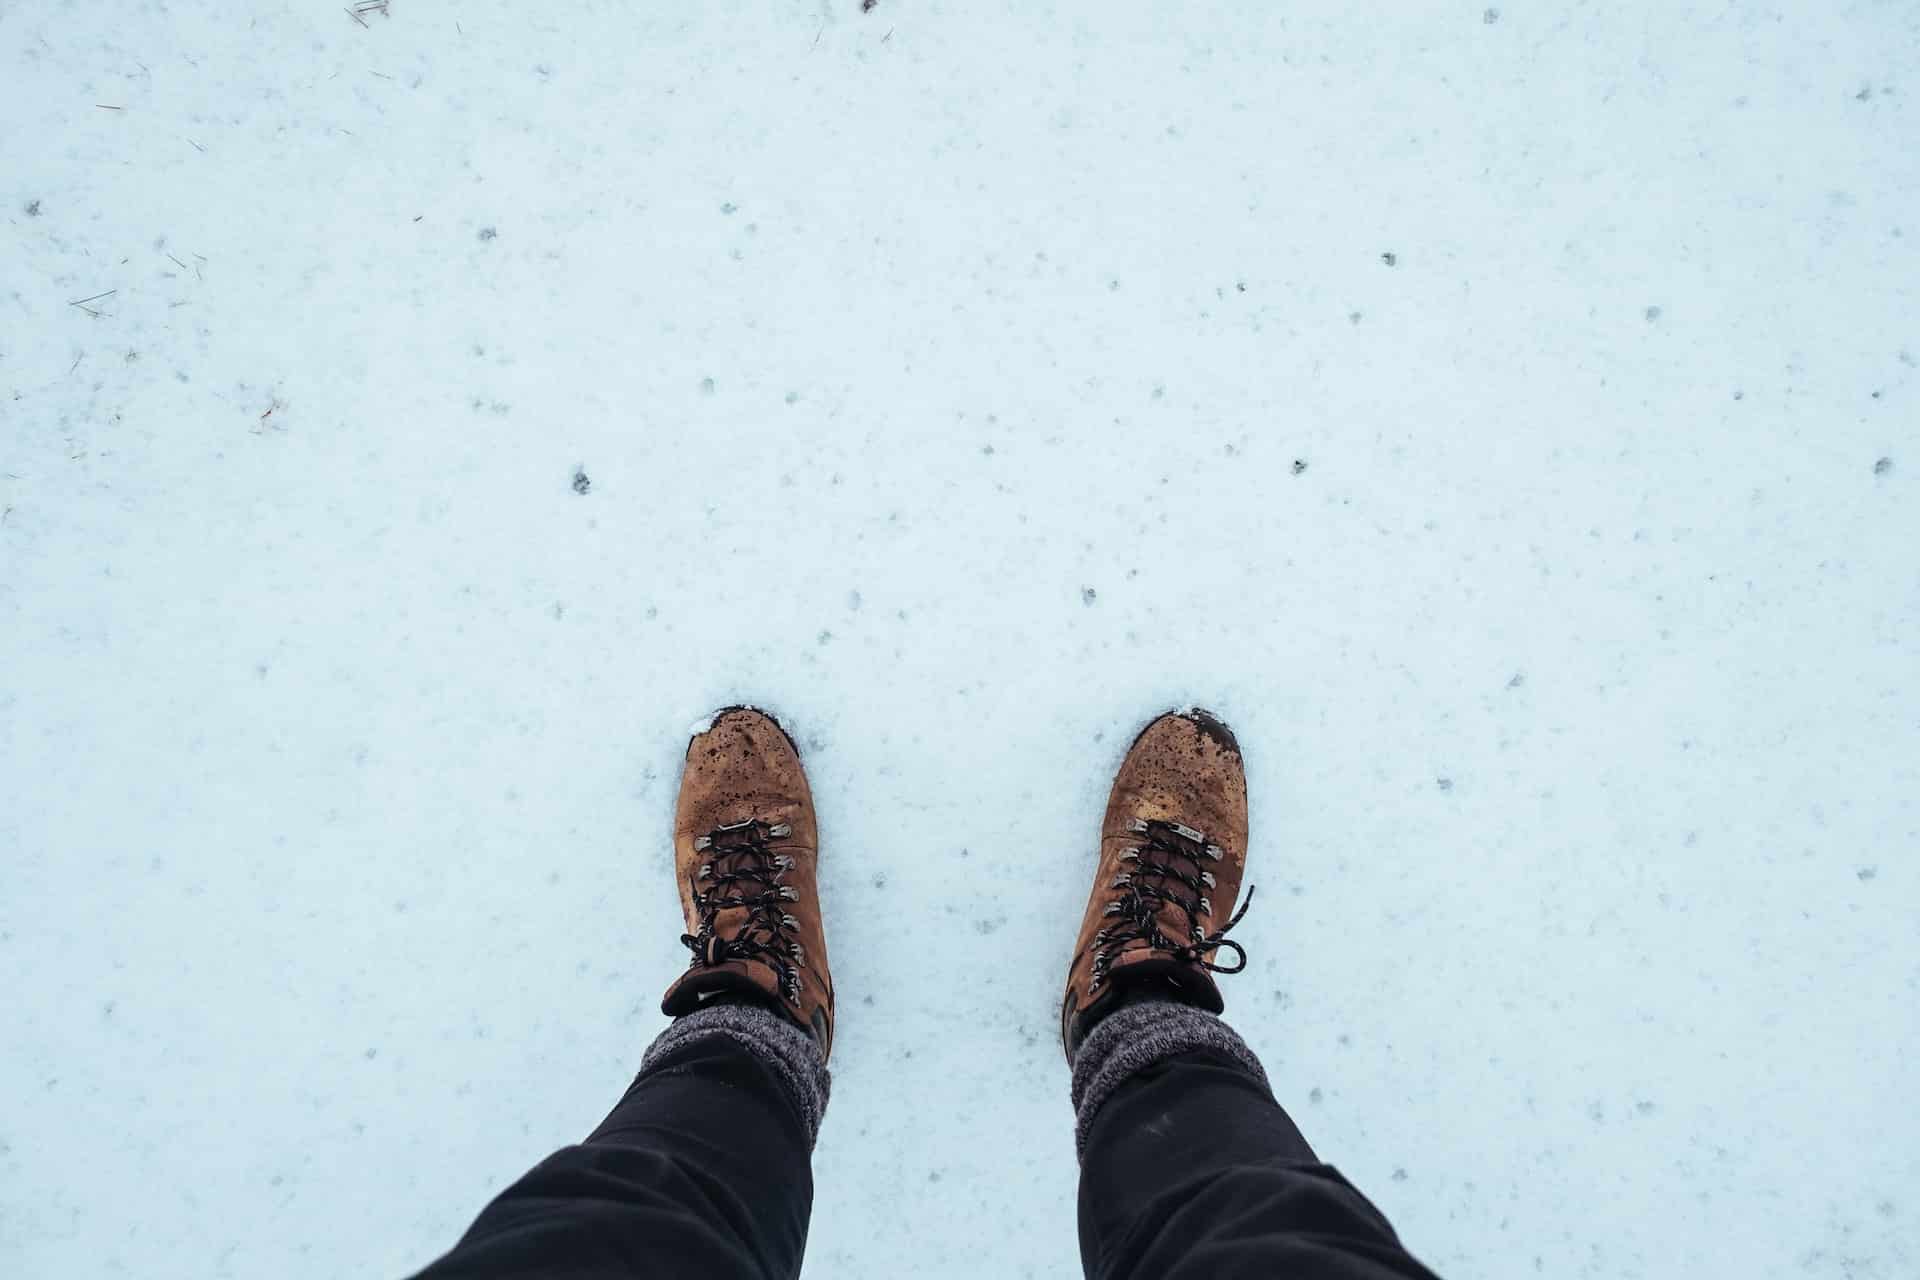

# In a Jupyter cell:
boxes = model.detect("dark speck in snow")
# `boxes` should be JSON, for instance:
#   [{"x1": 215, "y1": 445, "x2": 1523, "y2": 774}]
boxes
[
  {"x1": 847, "y1": 589, "x2": 863, "y2": 610},
  {"x1": 1874, "y1": 457, "x2": 1894, "y2": 475},
  {"x1": 1291, "y1": 459, "x2": 1308, "y2": 475},
  {"x1": 1857, "y1": 866, "x2": 1878, "y2": 881},
  {"x1": 1733, "y1": 390, "x2": 1745, "y2": 401},
  {"x1": 1081, "y1": 587, "x2": 1098, "y2": 606},
  {"x1": 1235, "y1": 281, "x2": 1247, "y2": 293},
  {"x1": 1308, "y1": 1087, "x2": 1324, "y2": 1104},
  {"x1": 816, "y1": 629, "x2": 832, "y2": 646},
  {"x1": 1507, "y1": 672, "x2": 1525, "y2": 689},
  {"x1": 862, "y1": 0, "x2": 877, "y2": 10},
  {"x1": 1437, "y1": 777, "x2": 1454, "y2": 792},
  {"x1": 1380, "y1": 251, "x2": 1397, "y2": 267},
  {"x1": 700, "y1": 377, "x2": 716, "y2": 395},
  {"x1": 1645, "y1": 305, "x2": 1663, "y2": 322},
  {"x1": 571, "y1": 467, "x2": 591, "y2": 494},
  {"x1": 25, "y1": 199, "x2": 42, "y2": 217},
  {"x1": 1392, "y1": 1168, "x2": 1408, "y2": 1182},
  {"x1": 1349, "y1": 310, "x2": 1363, "y2": 324},
  {"x1": 720, "y1": 202, "x2": 738, "y2": 215},
  {"x1": 364, "y1": 1047, "x2": 379, "y2": 1060},
  {"x1": 1484, "y1": 7, "x2": 1500, "y2": 22},
  {"x1": 477, "y1": 226, "x2": 497, "y2": 241}
]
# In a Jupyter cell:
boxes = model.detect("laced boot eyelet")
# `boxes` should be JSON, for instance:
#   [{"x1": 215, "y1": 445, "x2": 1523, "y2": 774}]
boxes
[{"x1": 683, "y1": 819, "x2": 814, "y2": 991}]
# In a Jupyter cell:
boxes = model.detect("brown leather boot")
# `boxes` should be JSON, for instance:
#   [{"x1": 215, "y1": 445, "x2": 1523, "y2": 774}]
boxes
[
  {"x1": 660, "y1": 707, "x2": 835, "y2": 1058},
  {"x1": 1061, "y1": 708, "x2": 1254, "y2": 1060}
]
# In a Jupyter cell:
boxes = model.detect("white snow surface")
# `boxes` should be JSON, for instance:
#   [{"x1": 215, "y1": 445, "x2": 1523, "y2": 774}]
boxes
[{"x1": 4, "y1": 3, "x2": 1917, "y2": 1278}]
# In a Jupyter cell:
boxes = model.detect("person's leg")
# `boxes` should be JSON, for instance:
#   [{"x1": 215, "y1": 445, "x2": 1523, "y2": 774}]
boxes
[
  {"x1": 1072, "y1": 999, "x2": 1439, "y2": 1280},
  {"x1": 410, "y1": 707, "x2": 839, "y2": 1280},
  {"x1": 413, "y1": 1001, "x2": 827, "y2": 1280},
  {"x1": 1059, "y1": 710, "x2": 1443, "y2": 1279}
]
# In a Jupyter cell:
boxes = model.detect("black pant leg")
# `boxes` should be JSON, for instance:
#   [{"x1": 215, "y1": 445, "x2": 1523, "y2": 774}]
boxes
[
  {"x1": 411, "y1": 1032, "x2": 813, "y2": 1280},
  {"x1": 1078, "y1": 1049, "x2": 1441, "y2": 1280}
]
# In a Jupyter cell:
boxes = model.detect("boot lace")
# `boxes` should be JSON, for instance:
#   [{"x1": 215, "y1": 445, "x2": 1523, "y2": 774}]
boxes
[
  {"x1": 1086, "y1": 817, "x2": 1254, "y2": 994},
  {"x1": 682, "y1": 818, "x2": 808, "y2": 1007}
]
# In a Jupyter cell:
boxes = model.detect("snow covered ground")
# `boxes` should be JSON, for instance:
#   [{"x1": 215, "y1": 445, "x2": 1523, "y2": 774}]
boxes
[{"x1": 4, "y1": 2, "x2": 1916, "y2": 1277}]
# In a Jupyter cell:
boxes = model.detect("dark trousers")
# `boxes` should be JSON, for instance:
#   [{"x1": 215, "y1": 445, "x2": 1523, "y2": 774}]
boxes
[{"x1": 413, "y1": 1037, "x2": 1439, "y2": 1280}]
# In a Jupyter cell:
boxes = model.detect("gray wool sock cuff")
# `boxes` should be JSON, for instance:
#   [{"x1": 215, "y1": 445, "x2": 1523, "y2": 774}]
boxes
[
  {"x1": 642, "y1": 1002, "x2": 831, "y2": 1147},
  {"x1": 1069, "y1": 997, "x2": 1271, "y2": 1160}
]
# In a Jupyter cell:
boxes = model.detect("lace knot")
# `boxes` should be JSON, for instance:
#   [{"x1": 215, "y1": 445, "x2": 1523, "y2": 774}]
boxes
[
  {"x1": 682, "y1": 818, "x2": 807, "y2": 1006},
  {"x1": 1086, "y1": 818, "x2": 1254, "y2": 992}
]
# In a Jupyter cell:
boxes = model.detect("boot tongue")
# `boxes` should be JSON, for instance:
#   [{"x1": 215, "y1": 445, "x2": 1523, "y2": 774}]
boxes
[
  {"x1": 1105, "y1": 949, "x2": 1225, "y2": 1014},
  {"x1": 1133, "y1": 829, "x2": 1221, "y2": 966},
  {"x1": 661, "y1": 958, "x2": 784, "y2": 1016}
]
